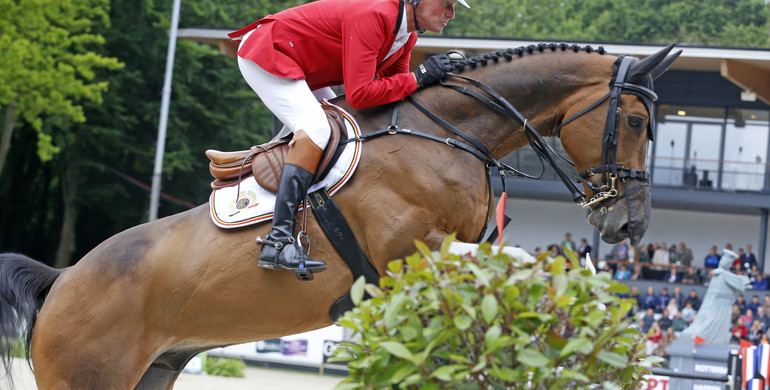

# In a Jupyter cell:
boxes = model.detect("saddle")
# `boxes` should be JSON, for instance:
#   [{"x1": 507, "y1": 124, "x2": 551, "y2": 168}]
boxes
[{"x1": 206, "y1": 105, "x2": 348, "y2": 192}]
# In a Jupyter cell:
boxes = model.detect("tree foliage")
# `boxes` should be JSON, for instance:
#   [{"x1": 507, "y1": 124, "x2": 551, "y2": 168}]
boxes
[
  {"x1": 443, "y1": 0, "x2": 770, "y2": 47},
  {"x1": 333, "y1": 237, "x2": 660, "y2": 389},
  {"x1": 0, "y1": 0, "x2": 123, "y2": 166}
]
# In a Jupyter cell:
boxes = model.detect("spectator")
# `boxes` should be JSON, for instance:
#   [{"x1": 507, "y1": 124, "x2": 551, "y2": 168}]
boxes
[
  {"x1": 651, "y1": 243, "x2": 669, "y2": 270},
  {"x1": 577, "y1": 238, "x2": 592, "y2": 263},
  {"x1": 671, "y1": 311, "x2": 689, "y2": 334},
  {"x1": 646, "y1": 321, "x2": 663, "y2": 355},
  {"x1": 668, "y1": 244, "x2": 677, "y2": 265},
  {"x1": 761, "y1": 333, "x2": 770, "y2": 345},
  {"x1": 684, "y1": 289, "x2": 701, "y2": 311},
  {"x1": 658, "y1": 287, "x2": 671, "y2": 312},
  {"x1": 704, "y1": 246, "x2": 720, "y2": 269},
  {"x1": 660, "y1": 327, "x2": 676, "y2": 356},
  {"x1": 749, "y1": 295, "x2": 762, "y2": 313},
  {"x1": 750, "y1": 265, "x2": 761, "y2": 281},
  {"x1": 748, "y1": 320, "x2": 764, "y2": 344},
  {"x1": 742, "y1": 309, "x2": 755, "y2": 326},
  {"x1": 660, "y1": 308, "x2": 673, "y2": 330},
  {"x1": 630, "y1": 265, "x2": 644, "y2": 280},
  {"x1": 666, "y1": 298, "x2": 679, "y2": 319},
  {"x1": 757, "y1": 306, "x2": 770, "y2": 332},
  {"x1": 731, "y1": 318, "x2": 748, "y2": 344},
  {"x1": 614, "y1": 264, "x2": 631, "y2": 280},
  {"x1": 737, "y1": 295, "x2": 748, "y2": 313},
  {"x1": 737, "y1": 248, "x2": 749, "y2": 272},
  {"x1": 636, "y1": 318, "x2": 647, "y2": 334},
  {"x1": 639, "y1": 243, "x2": 651, "y2": 263},
  {"x1": 561, "y1": 232, "x2": 576, "y2": 253},
  {"x1": 682, "y1": 302, "x2": 696, "y2": 323},
  {"x1": 628, "y1": 285, "x2": 641, "y2": 316},
  {"x1": 681, "y1": 266, "x2": 702, "y2": 285},
  {"x1": 753, "y1": 274, "x2": 768, "y2": 290},
  {"x1": 672, "y1": 286, "x2": 685, "y2": 310},
  {"x1": 642, "y1": 308, "x2": 655, "y2": 333},
  {"x1": 642, "y1": 286, "x2": 660, "y2": 312},
  {"x1": 731, "y1": 305, "x2": 741, "y2": 325},
  {"x1": 608, "y1": 239, "x2": 629, "y2": 262},
  {"x1": 533, "y1": 247, "x2": 542, "y2": 257},
  {"x1": 663, "y1": 267, "x2": 679, "y2": 283},
  {"x1": 674, "y1": 242, "x2": 693, "y2": 267},
  {"x1": 547, "y1": 244, "x2": 562, "y2": 258},
  {"x1": 743, "y1": 244, "x2": 758, "y2": 271}
]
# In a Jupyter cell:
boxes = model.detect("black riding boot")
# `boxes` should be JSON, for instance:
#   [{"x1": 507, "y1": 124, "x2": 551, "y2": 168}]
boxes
[{"x1": 258, "y1": 163, "x2": 327, "y2": 280}]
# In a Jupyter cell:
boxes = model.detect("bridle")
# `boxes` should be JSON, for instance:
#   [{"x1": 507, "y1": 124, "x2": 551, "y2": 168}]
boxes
[
  {"x1": 341, "y1": 52, "x2": 658, "y2": 240},
  {"x1": 555, "y1": 55, "x2": 657, "y2": 208}
]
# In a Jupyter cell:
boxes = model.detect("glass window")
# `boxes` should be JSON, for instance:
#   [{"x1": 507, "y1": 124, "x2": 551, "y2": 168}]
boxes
[
  {"x1": 652, "y1": 121, "x2": 687, "y2": 187},
  {"x1": 723, "y1": 109, "x2": 769, "y2": 191},
  {"x1": 655, "y1": 105, "x2": 725, "y2": 189}
]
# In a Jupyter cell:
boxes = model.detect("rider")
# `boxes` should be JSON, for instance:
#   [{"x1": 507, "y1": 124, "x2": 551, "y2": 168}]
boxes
[{"x1": 228, "y1": 0, "x2": 468, "y2": 278}]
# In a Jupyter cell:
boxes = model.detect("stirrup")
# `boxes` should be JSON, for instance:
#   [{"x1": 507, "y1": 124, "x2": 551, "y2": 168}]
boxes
[{"x1": 256, "y1": 235, "x2": 326, "y2": 281}]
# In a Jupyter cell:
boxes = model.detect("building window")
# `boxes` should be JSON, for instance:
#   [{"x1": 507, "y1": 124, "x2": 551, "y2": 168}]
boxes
[{"x1": 653, "y1": 105, "x2": 770, "y2": 191}]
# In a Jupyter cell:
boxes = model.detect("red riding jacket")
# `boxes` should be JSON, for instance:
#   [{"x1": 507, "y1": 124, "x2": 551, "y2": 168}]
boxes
[{"x1": 229, "y1": 0, "x2": 418, "y2": 110}]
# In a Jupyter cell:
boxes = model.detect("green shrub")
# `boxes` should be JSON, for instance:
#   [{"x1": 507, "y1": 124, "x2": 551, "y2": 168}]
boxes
[
  {"x1": 332, "y1": 236, "x2": 660, "y2": 389},
  {"x1": 203, "y1": 356, "x2": 245, "y2": 378}
]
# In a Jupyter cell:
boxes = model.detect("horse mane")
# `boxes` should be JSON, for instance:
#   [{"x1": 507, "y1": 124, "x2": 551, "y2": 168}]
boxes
[{"x1": 450, "y1": 43, "x2": 607, "y2": 73}]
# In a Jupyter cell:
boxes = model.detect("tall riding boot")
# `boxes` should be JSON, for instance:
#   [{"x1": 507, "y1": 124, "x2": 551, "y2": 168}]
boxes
[{"x1": 257, "y1": 130, "x2": 327, "y2": 280}]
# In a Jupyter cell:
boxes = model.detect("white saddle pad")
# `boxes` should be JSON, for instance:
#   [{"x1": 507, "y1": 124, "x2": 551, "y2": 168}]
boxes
[{"x1": 209, "y1": 101, "x2": 363, "y2": 229}]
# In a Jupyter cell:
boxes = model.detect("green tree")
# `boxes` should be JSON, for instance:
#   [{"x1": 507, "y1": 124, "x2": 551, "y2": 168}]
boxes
[
  {"x1": 0, "y1": 0, "x2": 123, "y2": 178},
  {"x1": 443, "y1": 0, "x2": 770, "y2": 47}
]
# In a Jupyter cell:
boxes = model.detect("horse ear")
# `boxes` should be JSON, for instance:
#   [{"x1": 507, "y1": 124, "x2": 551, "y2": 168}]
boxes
[
  {"x1": 650, "y1": 50, "x2": 683, "y2": 80},
  {"x1": 627, "y1": 43, "x2": 676, "y2": 80}
]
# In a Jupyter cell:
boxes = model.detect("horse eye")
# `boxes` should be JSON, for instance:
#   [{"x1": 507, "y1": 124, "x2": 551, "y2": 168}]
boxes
[{"x1": 627, "y1": 116, "x2": 644, "y2": 130}]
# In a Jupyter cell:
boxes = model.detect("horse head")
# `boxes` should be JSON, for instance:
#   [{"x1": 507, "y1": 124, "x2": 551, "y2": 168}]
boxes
[
  {"x1": 556, "y1": 45, "x2": 680, "y2": 245},
  {"x1": 436, "y1": 43, "x2": 681, "y2": 246}
]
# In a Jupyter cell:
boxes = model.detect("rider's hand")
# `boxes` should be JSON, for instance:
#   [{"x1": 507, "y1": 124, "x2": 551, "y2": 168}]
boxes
[{"x1": 414, "y1": 53, "x2": 452, "y2": 88}]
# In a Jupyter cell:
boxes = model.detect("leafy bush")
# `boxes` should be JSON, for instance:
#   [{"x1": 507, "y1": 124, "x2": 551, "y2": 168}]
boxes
[
  {"x1": 332, "y1": 236, "x2": 659, "y2": 389},
  {"x1": 203, "y1": 356, "x2": 245, "y2": 378}
]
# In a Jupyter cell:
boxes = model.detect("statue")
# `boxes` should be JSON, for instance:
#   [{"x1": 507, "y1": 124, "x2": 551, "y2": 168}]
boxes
[{"x1": 680, "y1": 249, "x2": 751, "y2": 344}]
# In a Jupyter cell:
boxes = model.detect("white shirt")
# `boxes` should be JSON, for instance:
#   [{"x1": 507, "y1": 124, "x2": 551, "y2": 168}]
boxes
[{"x1": 385, "y1": 5, "x2": 409, "y2": 61}]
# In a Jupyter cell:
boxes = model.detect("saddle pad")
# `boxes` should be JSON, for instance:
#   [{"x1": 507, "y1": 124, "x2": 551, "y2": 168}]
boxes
[{"x1": 209, "y1": 101, "x2": 362, "y2": 229}]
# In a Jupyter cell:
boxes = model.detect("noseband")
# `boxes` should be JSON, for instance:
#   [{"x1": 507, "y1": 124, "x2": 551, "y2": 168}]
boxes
[{"x1": 556, "y1": 56, "x2": 656, "y2": 208}]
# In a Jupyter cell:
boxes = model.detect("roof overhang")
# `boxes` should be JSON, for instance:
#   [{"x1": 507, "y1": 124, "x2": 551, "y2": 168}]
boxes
[{"x1": 177, "y1": 28, "x2": 770, "y2": 104}]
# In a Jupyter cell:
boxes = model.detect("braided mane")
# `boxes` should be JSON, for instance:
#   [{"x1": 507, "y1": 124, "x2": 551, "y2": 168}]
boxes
[{"x1": 450, "y1": 43, "x2": 606, "y2": 73}]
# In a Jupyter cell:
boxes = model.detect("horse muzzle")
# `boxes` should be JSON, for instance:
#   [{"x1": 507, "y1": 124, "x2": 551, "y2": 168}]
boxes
[{"x1": 586, "y1": 177, "x2": 650, "y2": 246}]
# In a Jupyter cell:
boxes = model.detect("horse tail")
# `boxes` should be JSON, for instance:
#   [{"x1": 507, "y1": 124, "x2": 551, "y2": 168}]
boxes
[{"x1": 0, "y1": 253, "x2": 62, "y2": 381}]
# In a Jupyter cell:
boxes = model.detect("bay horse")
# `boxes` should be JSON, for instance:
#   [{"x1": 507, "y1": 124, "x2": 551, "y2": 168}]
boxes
[{"x1": 0, "y1": 43, "x2": 679, "y2": 389}]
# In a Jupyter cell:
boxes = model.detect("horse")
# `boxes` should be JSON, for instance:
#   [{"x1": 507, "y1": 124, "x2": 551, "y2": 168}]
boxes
[{"x1": 0, "y1": 42, "x2": 679, "y2": 389}]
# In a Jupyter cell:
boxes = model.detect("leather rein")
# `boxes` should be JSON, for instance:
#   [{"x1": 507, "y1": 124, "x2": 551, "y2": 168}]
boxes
[{"x1": 341, "y1": 55, "x2": 656, "y2": 241}]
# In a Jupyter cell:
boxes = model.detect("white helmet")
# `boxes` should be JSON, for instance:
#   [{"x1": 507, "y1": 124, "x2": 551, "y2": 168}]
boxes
[{"x1": 457, "y1": 0, "x2": 470, "y2": 8}]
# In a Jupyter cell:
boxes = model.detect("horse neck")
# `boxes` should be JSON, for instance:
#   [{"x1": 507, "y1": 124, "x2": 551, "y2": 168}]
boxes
[{"x1": 415, "y1": 51, "x2": 615, "y2": 159}]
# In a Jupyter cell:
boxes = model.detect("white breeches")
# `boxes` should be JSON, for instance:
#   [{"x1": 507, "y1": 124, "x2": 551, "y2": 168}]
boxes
[{"x1": 237, "y1": 31, "x2": 333, "y2": 149}]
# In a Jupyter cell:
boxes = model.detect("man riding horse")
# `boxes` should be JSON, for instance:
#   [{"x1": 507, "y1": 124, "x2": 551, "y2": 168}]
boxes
[{"x1": 228, "y1": 0, "x2": 469, "y2": 278}]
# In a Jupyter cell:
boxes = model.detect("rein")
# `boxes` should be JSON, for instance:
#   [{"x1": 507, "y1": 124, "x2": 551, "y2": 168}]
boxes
[{"x1": 341, "y1": 54, "x2": 656, "y2": 241}]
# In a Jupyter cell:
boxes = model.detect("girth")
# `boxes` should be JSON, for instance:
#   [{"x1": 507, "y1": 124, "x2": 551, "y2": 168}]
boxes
[{"x1": 206, "y1": 105, "x2": 348, "y2": 192}]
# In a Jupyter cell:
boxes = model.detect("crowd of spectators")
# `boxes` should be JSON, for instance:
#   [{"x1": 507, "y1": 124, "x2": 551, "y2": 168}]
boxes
[
  {"x1": 621, "y1": 283, "x2": 770, "y2": 358},
  {"x1": 539, "y1": 233, "x2": 766, "y2": 359},
  {"x1": 596, "y1": 239, "x2": 764, "y2": 290}
]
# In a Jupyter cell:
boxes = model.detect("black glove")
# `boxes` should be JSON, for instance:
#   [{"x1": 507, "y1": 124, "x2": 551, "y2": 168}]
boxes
[{"x1": 414, "y1": 53, "x2": 452, "y2": 88}]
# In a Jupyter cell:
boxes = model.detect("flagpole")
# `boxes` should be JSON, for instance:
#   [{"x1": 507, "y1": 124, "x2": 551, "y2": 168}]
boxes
[{"x1": 149, "y1": 0, "x2": 182, "y2": 221}]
